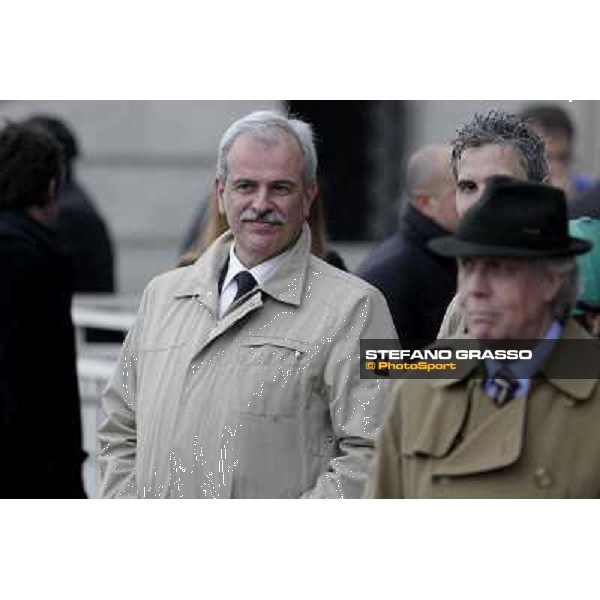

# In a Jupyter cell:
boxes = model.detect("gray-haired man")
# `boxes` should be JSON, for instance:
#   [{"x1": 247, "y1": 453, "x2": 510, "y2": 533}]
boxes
[
  {"x1": 367, "y1": 177, "x2": 600, "y2": 498},
  {"x1": 98, "y1": 110, "x2": 395, "y2": 498}
]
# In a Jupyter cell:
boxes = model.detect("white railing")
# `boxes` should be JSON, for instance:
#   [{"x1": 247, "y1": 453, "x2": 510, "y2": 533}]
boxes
[{"x1": 72, "y1": 295, "x2": 138, "y2": 498}]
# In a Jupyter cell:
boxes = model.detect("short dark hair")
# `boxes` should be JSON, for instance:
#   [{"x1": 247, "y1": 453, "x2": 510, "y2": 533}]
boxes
[
  {"x1": 0, "y1": 122, "x2": 63, "y2": 210},
  {"x1": 520, "y1": 103, "x2": 575, "y2": 141},
  {"x1": 451, "y1": 110, "x2": 548, "y2": 183}
]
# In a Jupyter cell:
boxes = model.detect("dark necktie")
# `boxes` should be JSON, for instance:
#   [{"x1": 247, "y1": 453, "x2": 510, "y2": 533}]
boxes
[
  {"x1": 233, "y1": 271, "x2": 257, "y2": 303},
  {"x1": 491, "y1": 368, "x2": 519, "y2": 407}
]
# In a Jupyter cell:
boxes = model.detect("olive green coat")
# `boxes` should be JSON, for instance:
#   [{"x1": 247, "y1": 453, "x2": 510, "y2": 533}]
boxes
[{"x1": 366, "y1": 320, "x2": 600, "y2": 498}]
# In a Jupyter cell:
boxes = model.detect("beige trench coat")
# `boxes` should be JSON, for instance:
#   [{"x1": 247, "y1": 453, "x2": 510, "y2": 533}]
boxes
[
  {"x1": 98, "y1": 225, "x2": 395, "y2": 498},
  {"x1": 366, "y1": 320, "x2": 600, "y2": 498}
]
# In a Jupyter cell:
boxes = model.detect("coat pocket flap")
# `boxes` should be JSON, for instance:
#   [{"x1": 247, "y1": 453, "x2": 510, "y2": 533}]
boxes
[
  {"x1": 400, "y1": 382, "x2": 470, "y2": 458},
  {"x1": 242, "y1": 335, "x2": 310, "y2": 354}
]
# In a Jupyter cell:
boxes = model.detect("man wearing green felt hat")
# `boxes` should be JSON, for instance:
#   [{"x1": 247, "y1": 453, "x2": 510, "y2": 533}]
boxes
[{"x1": 366, "y1": 176, "x2": 600, "y2": 498}]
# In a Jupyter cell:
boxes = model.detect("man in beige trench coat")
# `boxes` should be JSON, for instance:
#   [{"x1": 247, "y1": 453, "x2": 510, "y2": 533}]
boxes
[
  {"x1": 98, "y1": 110, "x2": 395, "y2": 498},
  {"x1": 366, "y1": 176, "x2": 600, "y2": 498}
]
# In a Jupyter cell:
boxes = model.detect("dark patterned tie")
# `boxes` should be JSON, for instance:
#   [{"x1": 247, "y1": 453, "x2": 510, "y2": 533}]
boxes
[
  {"x1": 491, "y1": 368, "x2": 519, "y2": 407},
  {"x1": 233, "y1": 271, "x2": 257, "y2": 303}
]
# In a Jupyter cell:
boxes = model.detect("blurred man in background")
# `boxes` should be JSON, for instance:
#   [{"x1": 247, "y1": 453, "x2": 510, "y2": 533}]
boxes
[
  {"x1": 0, "y1": 122, "x2": 86, "y2": 498},
  {"x1": 520, "y1": 103, "x2": 595, "y2": 200},
  {"x1": 358, "y1": 145, "x2": 458, "y2": 347}
]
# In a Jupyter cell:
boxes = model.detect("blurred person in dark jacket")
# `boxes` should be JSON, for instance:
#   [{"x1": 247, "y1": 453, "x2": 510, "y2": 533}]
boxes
[
  {"x1": 0, "y1": 122, "x2": 86, "y2": 498},
  {"x1": 357, "y1": 145, "x2": 458, "y2": 347},
  {"x1": 24, "y1": 115, "x2": 115, "y2": 293}
]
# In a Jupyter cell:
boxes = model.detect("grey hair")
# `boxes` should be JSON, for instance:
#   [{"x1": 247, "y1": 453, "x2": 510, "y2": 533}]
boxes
[
  {"x1": 451, "y1": 110, "x2": 548, "y2": 183},
  {"x1": 536, "y1": 256, "x2": 580, "y2": 320},
  {"x1": 216, "y1": 110, "x2": 318, "y2": 186}
]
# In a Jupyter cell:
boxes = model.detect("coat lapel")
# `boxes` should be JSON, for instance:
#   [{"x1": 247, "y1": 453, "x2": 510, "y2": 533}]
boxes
[
  {"x1": 175, "y1": 225, "x2": 312, "y2": 362},
  {"x1": 432, "y1": 383, "x2": 527, "y2": 477}
]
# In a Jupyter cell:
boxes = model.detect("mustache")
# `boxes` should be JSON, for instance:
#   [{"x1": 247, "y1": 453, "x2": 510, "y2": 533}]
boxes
[{"x1": 240, "y1": 208, "x2": 286, "y2": 225}]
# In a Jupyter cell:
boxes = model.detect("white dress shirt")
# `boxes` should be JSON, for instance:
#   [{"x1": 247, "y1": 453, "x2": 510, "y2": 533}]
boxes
[{"x1": 218, "y1": 244, "x2": 292, "y2": 318}]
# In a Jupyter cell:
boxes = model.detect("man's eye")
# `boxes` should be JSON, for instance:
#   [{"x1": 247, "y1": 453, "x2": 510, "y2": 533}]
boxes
[
  {"x1": 458, "y1": 181, "x2": 477, "y2": 192},
  {"x1": 460, "y1": 257, "x2": 475, "y2": 270},
  {"x1": 272, "y1": 184, "x2": 292, "y2": 194},
  {"x1": 234, "y1": 181, "x2": 254, "y2": 192}
]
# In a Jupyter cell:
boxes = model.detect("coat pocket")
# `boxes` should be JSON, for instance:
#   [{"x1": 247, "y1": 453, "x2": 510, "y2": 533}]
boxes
[
  {"x1": 239, "y1": 336, "x2": 309, "y2": 366},
  {"x1": 235, "y1": 336, "x2": 311, "y2": 418}
]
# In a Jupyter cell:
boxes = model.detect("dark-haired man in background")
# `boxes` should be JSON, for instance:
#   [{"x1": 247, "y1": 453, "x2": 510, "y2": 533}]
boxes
[
  {"x1": 0, "y1": 122, "x2": 86, "y2": 498},
  {"x1": 438, "y1": 110, "x2": 548, "y2": 338},
  {"x1": 24, "y1": 115, "x2": 115, "y2": 294}
]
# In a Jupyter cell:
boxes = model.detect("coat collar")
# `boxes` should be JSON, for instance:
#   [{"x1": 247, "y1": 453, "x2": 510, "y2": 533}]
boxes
[
  {"x1": 430, "y1": 319, "x2": 600, "y2": 402},
  {"x1": 402, "y1": 203, "x2": 451, "y2": 241},
  {"x1": 539, "y1": 318, "x2": 600, "y2": 401},
  {"x1": 174, "y1": 223, "x2": 312, "y2": 311},
  {"x1": 428, "y1": 337, "x2": 482, "y2": 390}
]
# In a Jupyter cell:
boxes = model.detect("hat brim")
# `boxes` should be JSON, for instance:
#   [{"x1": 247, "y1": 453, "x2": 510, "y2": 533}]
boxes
[{"x1": 429, "y1": 235, "x2": 592, "y2": 258}]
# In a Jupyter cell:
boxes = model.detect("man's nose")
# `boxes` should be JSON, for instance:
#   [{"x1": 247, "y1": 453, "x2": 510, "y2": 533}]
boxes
[
  {"x1": 462, "y1": 265, "x2": 490, "y2": 297},
  {"x1": 250, "y1": 186, "x2": 270, "y2": 210}
]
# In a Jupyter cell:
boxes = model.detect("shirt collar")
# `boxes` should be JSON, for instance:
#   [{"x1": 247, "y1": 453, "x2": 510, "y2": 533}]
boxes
[
  {"x1": 221, "y1": 243, "x2": 293, "y2": 293},
  {"x1": 484, "y1": 320, "x2": 563, "y2": 380}
]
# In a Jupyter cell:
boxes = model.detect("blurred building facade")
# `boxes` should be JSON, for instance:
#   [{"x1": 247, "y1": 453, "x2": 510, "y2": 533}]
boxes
[{"x1": 1, "y1": 100, "x2": 596, "y2": 295}]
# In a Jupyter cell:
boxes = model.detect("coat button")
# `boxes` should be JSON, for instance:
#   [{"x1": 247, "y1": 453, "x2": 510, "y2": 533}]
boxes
[
  {"x1": 564, "y1": 398, "x2": 576, "y2": 408},
  {"x1": 534, "y1": 467, "x2": 553, "y2": 488},
  {"x1": 433, "y1": 475, "x2": 450, "y2": 485}
]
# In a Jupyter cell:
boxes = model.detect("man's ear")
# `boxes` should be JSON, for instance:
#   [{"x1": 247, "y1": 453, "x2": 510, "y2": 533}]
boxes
[
  {"x1": 542, "y1": 267, "x2": 566, "y2": 304},
  {"x1": 215, "y1": 177, "x2": 226, "y2": 215},
  {"x1": 412, "y1": 191, "x2": 434, "y2": 219}
]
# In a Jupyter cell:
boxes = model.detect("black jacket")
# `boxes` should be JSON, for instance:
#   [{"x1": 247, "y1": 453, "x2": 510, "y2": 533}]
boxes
[
  {"x1": 0, "y1": 210, "x2": 86, "y2": 498},
  {"x1": 58, "y1": 179, "x2": 115, "y2": 293},
  {"x1": 357, "y1": 203, "x2": 457, "y2": 348}
]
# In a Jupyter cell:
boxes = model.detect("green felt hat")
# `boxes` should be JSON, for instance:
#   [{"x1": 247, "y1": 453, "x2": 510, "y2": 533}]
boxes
[{"x1": 430, "y1": 176, "x2": 592, "y2": 258}]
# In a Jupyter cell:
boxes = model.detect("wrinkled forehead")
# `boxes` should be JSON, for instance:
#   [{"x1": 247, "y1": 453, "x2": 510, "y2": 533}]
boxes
[
  {"x1": 226, "y1": 131, "x2": 305, "y2": 174},
  {"x1": 226, "y1": 131, "x2": 305, "y2": 176}
]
